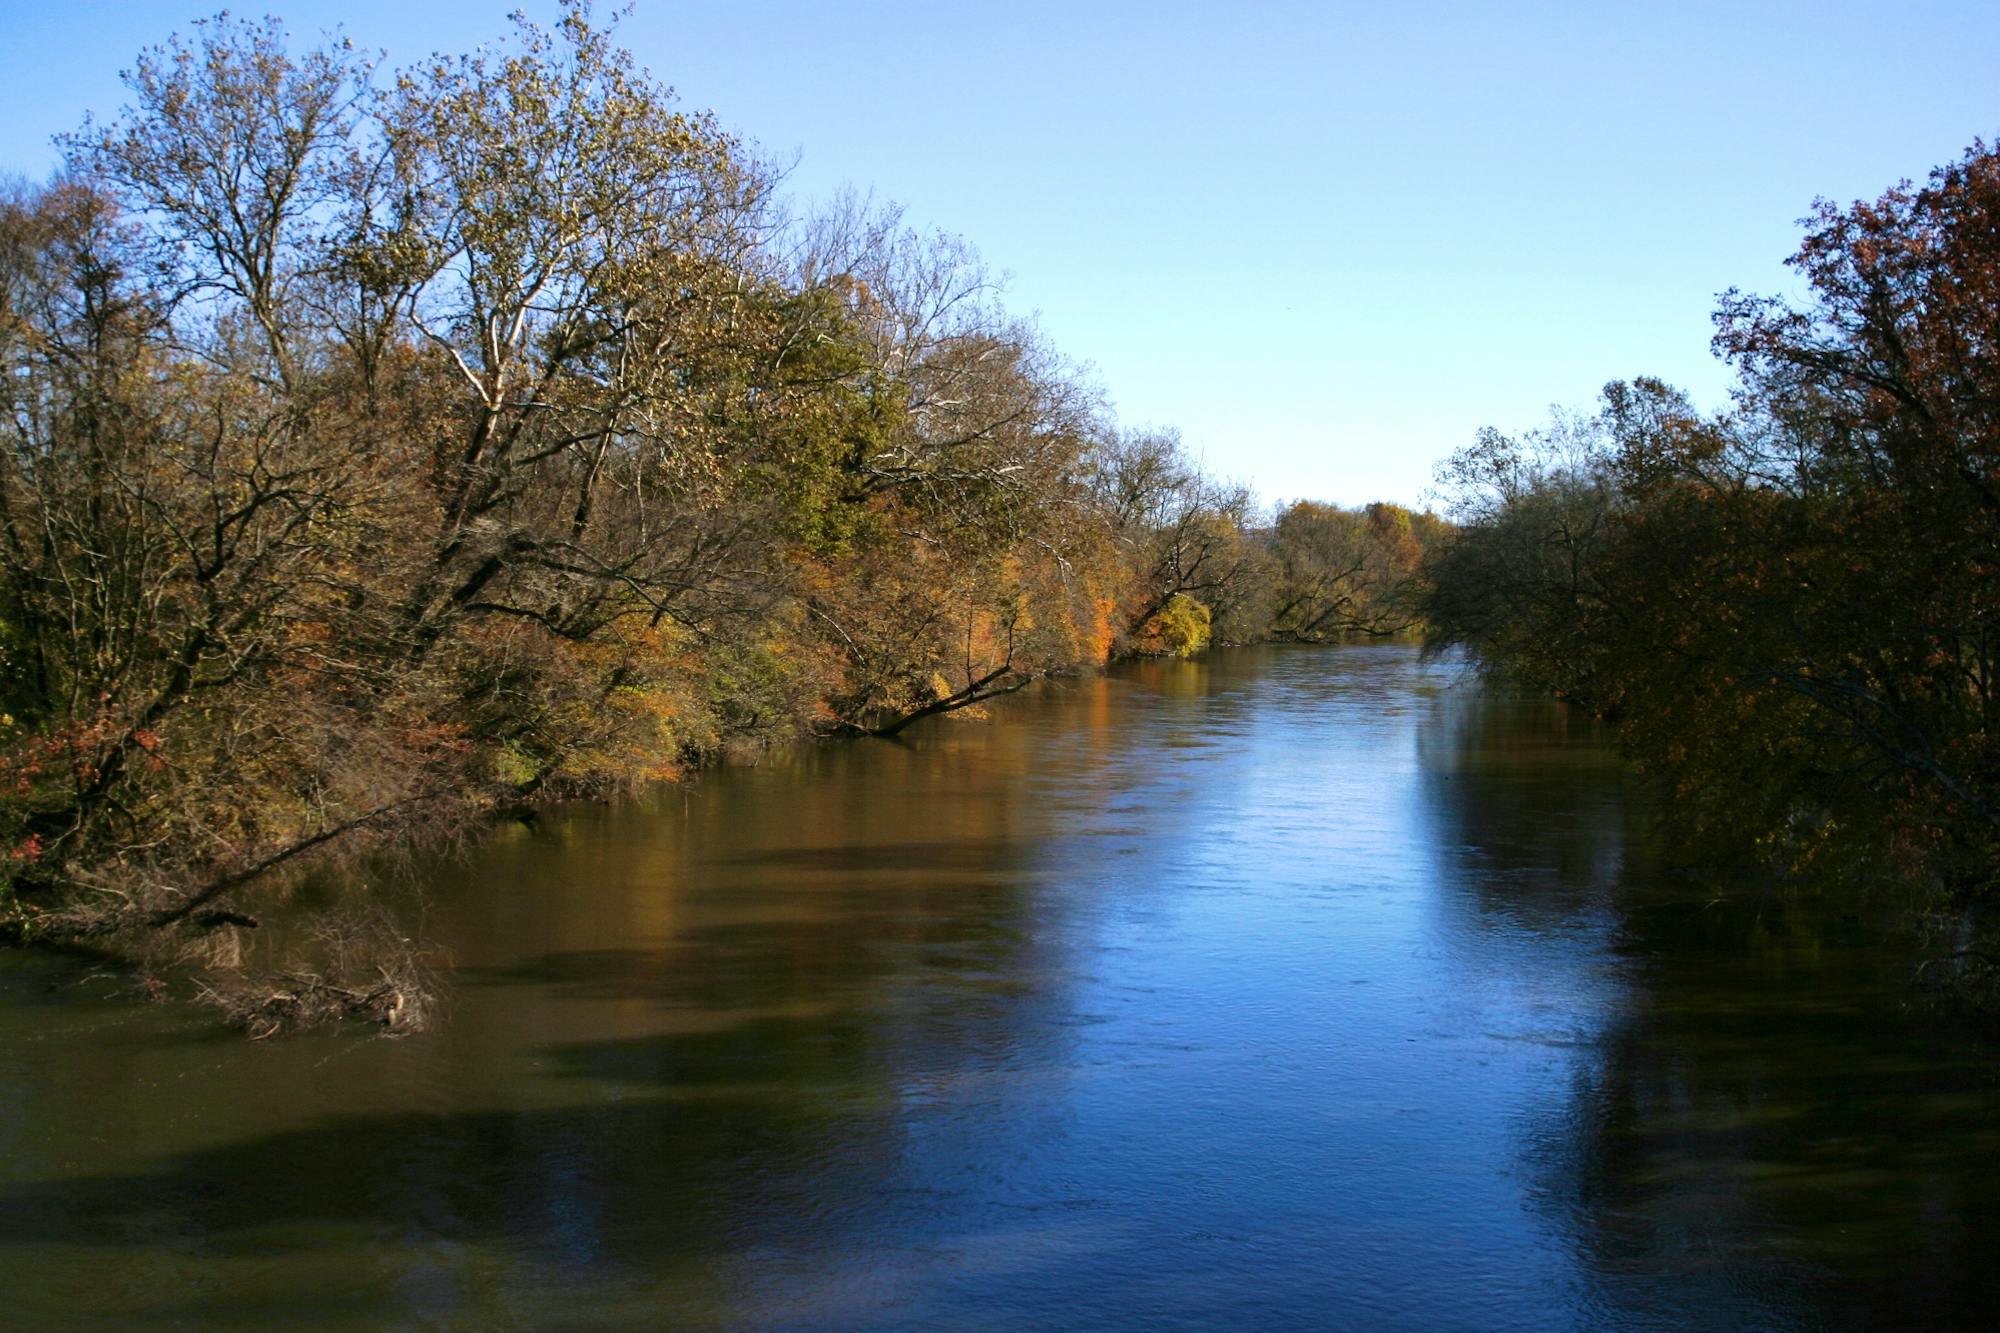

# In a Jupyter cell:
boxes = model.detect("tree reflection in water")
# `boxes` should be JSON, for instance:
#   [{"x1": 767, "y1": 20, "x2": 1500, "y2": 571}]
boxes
[
  {"x1": 4, "y1": 645, "x2": 2000, "y2": 1328},
  {"x1": 1421, "y1": 683, "x2": 2000, "y2": 1329}
]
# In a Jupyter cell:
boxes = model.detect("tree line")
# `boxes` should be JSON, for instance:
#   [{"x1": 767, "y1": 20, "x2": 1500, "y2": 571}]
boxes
[
  {"x1": 1423, "y1": 139, "x2": 2000, "y2": 976},
  {"x1": 0, "y1": 4, "x2": 1439, "y2": 1007}
]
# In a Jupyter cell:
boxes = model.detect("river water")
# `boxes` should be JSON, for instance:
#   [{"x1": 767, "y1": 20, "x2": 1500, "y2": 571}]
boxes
[{"x1": 3, "y1": 643, "x2": 1998, "y2": 1329}]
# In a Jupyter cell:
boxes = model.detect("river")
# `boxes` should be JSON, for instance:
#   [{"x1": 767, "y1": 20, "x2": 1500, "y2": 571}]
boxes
[{"x1": 2, "y1": 643, "x2": 1997, "y2": 1329}]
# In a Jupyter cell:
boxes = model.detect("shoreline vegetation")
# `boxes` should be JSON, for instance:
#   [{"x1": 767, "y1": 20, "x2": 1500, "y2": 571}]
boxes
[
  {"x1": 1420, "y1": 139, "x2": 2000, "y2": 1016},
  {"x1": 6, "y1": 4, "x2": 1996, "y2": 1034},
  {"x1": 0, "y1": 4, "x2": 1440, "y2": 1030}
]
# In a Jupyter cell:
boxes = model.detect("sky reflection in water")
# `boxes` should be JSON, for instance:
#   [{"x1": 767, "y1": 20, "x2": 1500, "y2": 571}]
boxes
[{"x1": 1, "y1": 643, "x2": 1997, "y2": 1329}]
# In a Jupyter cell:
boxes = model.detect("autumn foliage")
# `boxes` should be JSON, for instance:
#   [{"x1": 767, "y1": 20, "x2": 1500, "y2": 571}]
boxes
[
  {"x1": 0, "y1": 5, "x2": 1434, "y2": 1003},
  {"x1": 1425, "y1": 140, "x2": 2000, "y2": 921}
]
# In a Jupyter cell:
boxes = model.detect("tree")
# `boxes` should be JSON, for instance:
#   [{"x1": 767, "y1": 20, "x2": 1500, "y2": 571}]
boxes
[
  {"x1": 1, "y1": 1, "x2": 1423, "y2": 1029},
  {"x1": 1425, "y1": 142, "x2": 2000, "y2": 905},
  {"x1": 1267, "y1": 500, "x2": 1440, "y2": 641},
  {"x1": 780, "y1": 200, "x2": 1115, "y2": 733},
  {"x1": 1423, "y1": 409, "x2": 1627, "y2": 706},
  {"x1": 1707, "y1": 141, "x2": 2000, "y2": 882},
  {"x1": 1093, "y1": 427, "x2": 1269, "y2": 651}
]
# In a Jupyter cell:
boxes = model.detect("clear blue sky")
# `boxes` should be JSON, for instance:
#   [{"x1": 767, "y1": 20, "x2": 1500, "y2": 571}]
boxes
[{"x1": 5, "y1": 1, "x2": 1995, "y2": 507}]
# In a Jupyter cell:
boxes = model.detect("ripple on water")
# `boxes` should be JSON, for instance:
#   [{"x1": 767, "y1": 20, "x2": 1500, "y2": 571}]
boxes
[{"x1": 0, "y1": 643, "x2": 1996, "y2": 1328}]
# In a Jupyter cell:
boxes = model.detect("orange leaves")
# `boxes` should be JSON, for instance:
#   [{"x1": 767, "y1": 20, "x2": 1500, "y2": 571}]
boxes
[{"x1": 1086, "y1": 595, "x2": 1117, "y2": 666}]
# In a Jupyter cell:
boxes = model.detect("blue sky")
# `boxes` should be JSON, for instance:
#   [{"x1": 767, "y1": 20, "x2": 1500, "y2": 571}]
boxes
[{"x1": 5, "y1": 1, "x2": 1995, "y2": 506}]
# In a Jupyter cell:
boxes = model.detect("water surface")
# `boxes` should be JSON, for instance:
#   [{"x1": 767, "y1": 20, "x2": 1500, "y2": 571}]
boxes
[{"x1": 3, "y1": 644, "x2": 1997, "y2": 1329}]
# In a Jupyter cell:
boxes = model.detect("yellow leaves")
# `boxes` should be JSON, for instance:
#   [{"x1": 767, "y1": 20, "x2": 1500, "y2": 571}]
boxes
[
  {"x1": 1141, "y1": 594, "x2": 1212, "y2": 658},
  {"x1": 490, "y1": 741, "x2": 539, "y2": 790}
]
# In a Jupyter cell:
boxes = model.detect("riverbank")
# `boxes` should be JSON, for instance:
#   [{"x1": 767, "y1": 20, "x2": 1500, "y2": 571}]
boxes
[{"x1": 6, "y1": 642, "x2": 1997, "y2": 1327}]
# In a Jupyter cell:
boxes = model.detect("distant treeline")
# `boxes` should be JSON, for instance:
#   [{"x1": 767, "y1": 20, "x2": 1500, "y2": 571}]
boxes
[
  {"x1": 0, "y1": 4, "x2": 1439, "y2": 979},
  {"x1": 1423, "y1": 140, "x2": 2000, "y2": 955}
]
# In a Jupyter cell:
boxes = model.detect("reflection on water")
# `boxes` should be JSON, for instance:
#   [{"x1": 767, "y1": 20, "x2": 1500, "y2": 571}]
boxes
[{"x1": 1, "y1": 643, "x2": 1997, "y2": 1329}]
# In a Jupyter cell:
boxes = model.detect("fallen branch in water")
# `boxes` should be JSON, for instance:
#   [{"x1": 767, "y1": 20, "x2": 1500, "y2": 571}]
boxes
[{"x1": 199, "y1": 962, "x2": 436, "y2": 1039}]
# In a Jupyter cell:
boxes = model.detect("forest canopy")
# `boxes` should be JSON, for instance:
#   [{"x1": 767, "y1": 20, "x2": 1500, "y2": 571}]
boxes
[
  {"x1": 0, "y1": 3, "x2": 1435, "y2": 1017},
  {"x1": 1424, "y1": 139, "x2": 2000, "y2": 923},
  {"x1": 8, "y1": 2, "x2": 1994, "y2": 1030}
]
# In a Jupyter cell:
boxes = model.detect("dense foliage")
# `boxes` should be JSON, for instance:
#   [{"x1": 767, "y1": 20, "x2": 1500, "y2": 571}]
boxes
[
  {"x1": 0, "y1": 5, "x2": 1437, "y2": 1008},
  {"x1": 1425, "y1": 141, "x2": 2000, "y2": 918}
]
